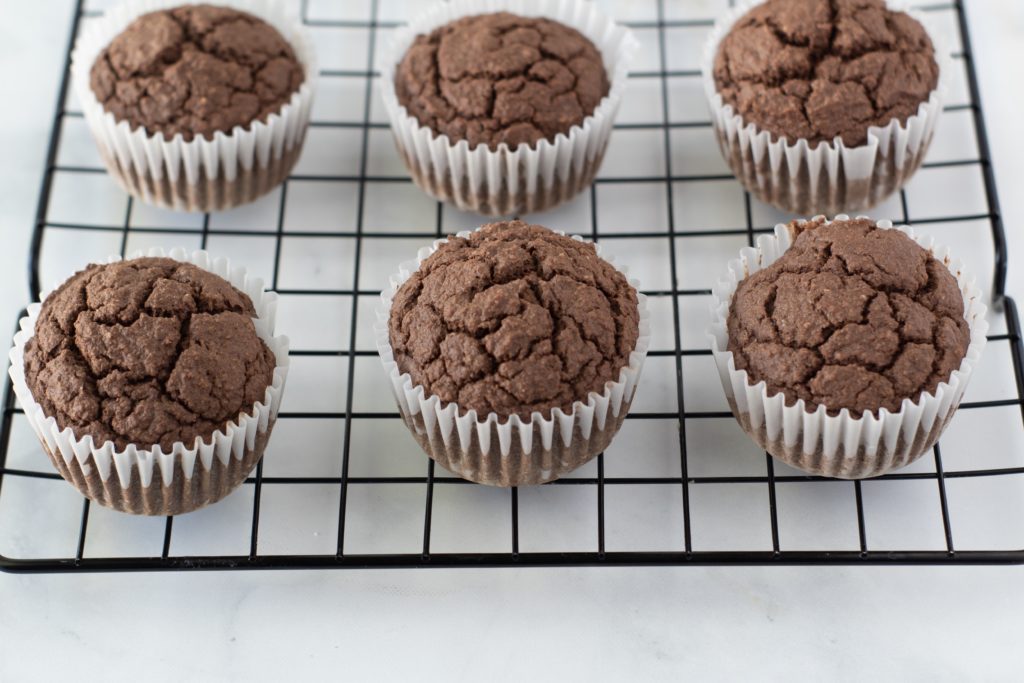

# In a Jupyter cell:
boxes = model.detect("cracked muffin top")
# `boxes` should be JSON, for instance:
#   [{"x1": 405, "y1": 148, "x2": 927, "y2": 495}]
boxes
[
  {"x1": 394, "y1": 12, "x2": 610, "y2": 151},
  {"x1": 388, "y1": 221, "x2": 639, "y2": 420},
  {"x1": 727, "y1": 217, "x2": 969, "y2": 417},
  {"x1": 89, "y1": 4, "x2": 305, "y2": 142},
  {"x1": 712, "y1": 0, "x2": 939, "y2": 147},
  {"x1": 24, "y1": 258, "x2": 277, "y2": 451}
]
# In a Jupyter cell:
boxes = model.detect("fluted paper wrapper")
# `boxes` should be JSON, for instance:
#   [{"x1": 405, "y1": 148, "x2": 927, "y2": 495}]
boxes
[
  {"x1": 380, "y1": 0, "x2": 637, "y2": 216},
  {"x1": 8, "y1": 249, "x2": 290, "y2": 515},
  {"x1": 376, "y1": 231, "x2": 650, "y2": 486},
  {"x1": 70, "y1": 0, "x2": 316, "y2": 212},
  {"x1": 708, "y1": 216, "x2": 987, "y2": 479},
  {"x1": 701, "y1": 0, "x2": 950, "y2": 216}
]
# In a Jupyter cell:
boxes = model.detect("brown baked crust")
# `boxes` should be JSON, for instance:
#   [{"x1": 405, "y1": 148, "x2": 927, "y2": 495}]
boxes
[
  {"x1": 726, "y1": 217, "x2": 969, "y2": 417},
  {"x1": 24, "y1": 258, "x2": 277, "y2": 451},
  {"x1": 713, "y1": 0, "x2": 938, "y2": 147},
  {"x1": 89, "y1": 4, "x2": 305, "y2": 142},
  {"x1": 394, "y1": 12, "x2": 609, "y2": 151},
  {"x1": 388, "y1": 221, "x2": 640, "y2": 420}
]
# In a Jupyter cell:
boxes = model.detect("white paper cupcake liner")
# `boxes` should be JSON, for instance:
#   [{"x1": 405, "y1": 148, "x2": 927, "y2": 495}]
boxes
[
  {"x1": 380, "y1": 0, "x2": 638, "y2": 216},
  {"x1": 8, "y1": 249, "x2": 290, "y2": 515},
  {"x1": 701, "y1": 0, "x2": 951, "y2": 216},
  {"x1": 708, "y1": 216, "x2": 988, "y2": 479},
  {"x1": 375, "y1": 229, "x2": 651, "y2": 486},
  {"x1": 70, "y1": 0, "x2": 317, "y2": 212}
]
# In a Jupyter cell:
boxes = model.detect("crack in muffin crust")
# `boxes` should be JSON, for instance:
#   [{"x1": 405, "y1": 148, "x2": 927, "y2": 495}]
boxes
[
  {"x1": 713, "y1": 0, "x2": 939, "y2": 147},
  {"x1": 726, "y1": 217, "x2": 969, "y2": 417},
  {"x1": 90, "y1": 4, "x2": 305, "y2": 142},
  {"x1": 388, "y1": 221, "x2": 640, "y2": 420},
  {"x1": 394, "y1": 12, "x2": 610, "y2": 151},
  {"x1": 24, "y1": 258, "x2": 277, "y2": 451}
]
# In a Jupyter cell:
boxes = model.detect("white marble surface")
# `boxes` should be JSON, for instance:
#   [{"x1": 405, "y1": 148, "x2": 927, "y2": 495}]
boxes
[{"x1": 1, "y1": 1, "x2": 1024, "y2": 680}]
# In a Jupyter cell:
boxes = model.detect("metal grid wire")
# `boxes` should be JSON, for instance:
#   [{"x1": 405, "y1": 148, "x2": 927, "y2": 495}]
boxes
[{"x1": 0, "y1": 0, "x2": 1022, "y2": 572}]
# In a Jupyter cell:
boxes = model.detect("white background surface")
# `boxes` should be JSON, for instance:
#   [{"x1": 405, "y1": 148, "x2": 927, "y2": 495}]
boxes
[{"x1": 1, "y1": 1, "x2": 1023, "y2": 680}]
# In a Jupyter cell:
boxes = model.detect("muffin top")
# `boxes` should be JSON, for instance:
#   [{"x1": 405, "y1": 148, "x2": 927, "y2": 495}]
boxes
[
  {"x1": 24, "y1": 258, "x2": 277, "y2": 451},
  {"x1": 89, "y1": 4, "x2": 305, "y2": 142},
  {"x1": 727, "y1": 217, "x2": 969, "y2": 417},
  {"x1": 713, "y1": 0, "x2": 939, "y2": 147},
  {"x1": 394, "y1": 12, "x2": 610, "y2": 151},
  {"x1": 388, "y1": 221, "x2": 639, "y2": 420}
]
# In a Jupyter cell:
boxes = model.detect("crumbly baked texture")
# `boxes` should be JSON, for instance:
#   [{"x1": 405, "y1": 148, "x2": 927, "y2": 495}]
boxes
[
  {"x1": 394, "y1": 12, "x2": 610, "y2": 151},
  {"x1": 713, "y1": 0, "x2": 939, "y2": 147},
  {"x1": 24, "y1": 258, "x2": 277, "y2": 451},
  {"x1": 90, "y1": 4, "x2": 305, "y2": 142},
  {"x1": 727, "y1": 217, "x2": 969, "y2": 417},
  {"x1": 388, "y1": 221, "x2": 640, "y2": 420}
]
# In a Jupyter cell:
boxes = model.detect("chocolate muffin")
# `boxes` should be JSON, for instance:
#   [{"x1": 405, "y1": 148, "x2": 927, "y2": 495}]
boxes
[
  {"x1": 395, "y1": 12, "x2": 609, "y2": 151},
  {"x1": 382, "y1": 220, "x2": 648, "y2": 486},
  {"x1": 713, "y1": 0, "x2": 937, "y2": 147},
  {"x1": 73, "y1": 3, "x2": 314, "y2": 212},
  {"x1": 16, "y1": 257, "x2": 285, "y2": 515},
  {"x1": 25, "y1": 258, "x2": 276, "y2": 449},
  {"x1": 704, "y1": 0, "x2": 944, "y2": 214},
  {"x1": 90, "y1": 5, "x2": 305, "y2": 142},
  {"x1": 382, "y1": 4, "x2": 635, "y2": 216},
  {"x1": 389, "y1": 221, "x2": 638, "y2": 418},
  {"x1": 710, "y1": 216, "x2": 985, "y2": 479},
  {"x1": 727, "y1": 217, "x2": 969, "y2": 417}
]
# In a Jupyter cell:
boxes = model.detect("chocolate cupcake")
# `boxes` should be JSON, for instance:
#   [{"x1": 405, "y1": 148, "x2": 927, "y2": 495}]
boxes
[
  {"x1": 381, "y1": 1, "x2": 637, "y2": 215},
  {"x1": 8, "y1": 250, "x2": 289, "y2": 515},
  {"x1": 702, "y1": 0, "x2": 947, "y2": 215},
  {"x1": 377, "y1": 220, "x2": 650, "y2": 486},
  {"x1": 709, "y1": 216, "x2": 987, "y2": 478},
  {"x1": 71, "y1": 2, "x2": 315, "y2": 212}
]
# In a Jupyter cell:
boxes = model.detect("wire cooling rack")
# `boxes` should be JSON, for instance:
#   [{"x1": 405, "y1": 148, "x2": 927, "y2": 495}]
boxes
[{"x1": 0, "y1": 0, "x2": 1022, "y2": 572}]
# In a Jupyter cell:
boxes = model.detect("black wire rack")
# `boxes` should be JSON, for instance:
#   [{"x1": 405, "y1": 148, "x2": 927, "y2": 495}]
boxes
[{"x1": 1, "y1": 0, "x2": 1022, "y2": 573}]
